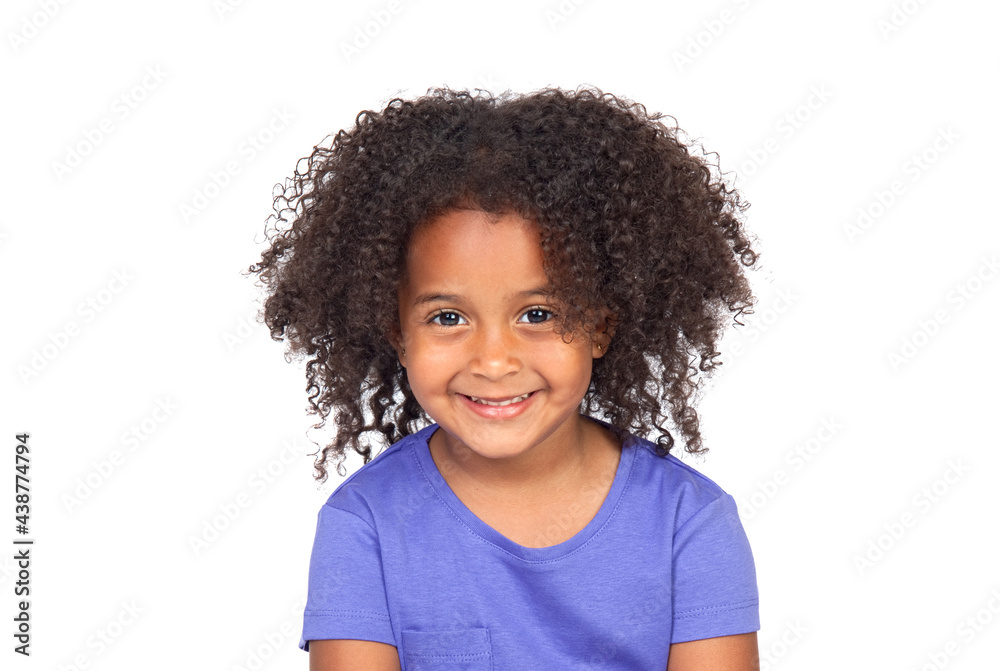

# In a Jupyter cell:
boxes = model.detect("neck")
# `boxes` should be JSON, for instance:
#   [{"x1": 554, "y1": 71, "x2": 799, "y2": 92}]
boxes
[{"x1": 429, "y1": 416, "x2": 617, "y2": 504}]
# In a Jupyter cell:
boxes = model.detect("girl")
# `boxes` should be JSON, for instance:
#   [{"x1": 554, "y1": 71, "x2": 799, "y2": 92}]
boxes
[{"x1": 249, "y1": 86, "x2": 761, "y2": 670}]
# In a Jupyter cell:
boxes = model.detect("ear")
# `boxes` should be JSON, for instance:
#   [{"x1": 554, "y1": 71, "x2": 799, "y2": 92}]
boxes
[
  {"x1": 387, "y1": 324, "x2": 406, "y2": 368},
  {"x1": 591, "y1": 308, "x2": 617, "y2": 359}
]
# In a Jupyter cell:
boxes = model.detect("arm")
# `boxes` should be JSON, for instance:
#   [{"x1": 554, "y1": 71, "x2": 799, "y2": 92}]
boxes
[
  {"x1": 669, "y1": 493, "x2": 760, "y2": 669},
  {"x1": 666, "y1": 632, "x2": 759, "y2": 671},
  {"x1": 309, "y1": 639, "x2": 401, "y2": 671},
  {"x1": 302, "y1": 506, "x2": 397, "y2": 665}
]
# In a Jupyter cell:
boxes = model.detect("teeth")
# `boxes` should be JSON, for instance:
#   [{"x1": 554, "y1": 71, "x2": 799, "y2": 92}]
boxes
[{"x1": 469, "y1": 393, "x2": 530, "y2": 406}]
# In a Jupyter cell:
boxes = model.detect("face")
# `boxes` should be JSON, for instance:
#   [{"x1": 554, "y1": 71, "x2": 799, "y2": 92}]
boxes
[{"x1": 395, "y1": 209, "x2": 609, "y2": 464}]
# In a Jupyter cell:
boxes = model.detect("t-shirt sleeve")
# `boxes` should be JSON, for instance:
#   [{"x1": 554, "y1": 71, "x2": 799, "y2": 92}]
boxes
[
  {"x1": 671, "y1": 493, "x2": 759, "y2": 643},
  {"x1": 299, "y1": 503, "x2": 395, "y2": 651}
]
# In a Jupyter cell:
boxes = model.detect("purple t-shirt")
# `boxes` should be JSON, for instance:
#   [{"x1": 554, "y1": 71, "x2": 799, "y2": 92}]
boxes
[{"x1": 300, "y1": 422, "x2": 759, "y2": 668}]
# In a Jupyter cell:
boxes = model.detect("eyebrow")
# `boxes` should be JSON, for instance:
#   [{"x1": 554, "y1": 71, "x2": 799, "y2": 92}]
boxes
[{"x1": 411, "y1": 286, "x2": 551, "y2": 307}]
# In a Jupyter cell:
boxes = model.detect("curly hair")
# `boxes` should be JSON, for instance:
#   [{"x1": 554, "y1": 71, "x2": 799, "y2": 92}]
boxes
[{"x1": 247, "y1": 85, "x2": 758, "y2": 483}]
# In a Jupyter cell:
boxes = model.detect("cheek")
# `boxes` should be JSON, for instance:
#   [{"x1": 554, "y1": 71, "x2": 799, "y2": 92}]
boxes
[
  {"x1": 410, "y1": 343, "x2": 461, "y2": 370},
  {"x1": 574, "y1": 355, "x2": 595, "y2": 392},
  {"x1": 540, "y1": 343, "x2": 594, "y2": 392},
  {"x1": 403, "y1": 348, "x2": 456, "y2": 392}
]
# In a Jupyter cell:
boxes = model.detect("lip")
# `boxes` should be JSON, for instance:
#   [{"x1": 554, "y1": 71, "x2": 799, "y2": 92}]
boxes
[{"x1": 458, "y1": 391, "x2": 537, "y2": 420}]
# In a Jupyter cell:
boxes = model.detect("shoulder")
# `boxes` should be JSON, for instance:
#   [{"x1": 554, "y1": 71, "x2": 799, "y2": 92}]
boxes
[
  {"x1": 624, "y1": 433, "x2": 736, "y2": 526},
  {"x1": 318, "y1": 425, "x2": 437, "y2": 524}
]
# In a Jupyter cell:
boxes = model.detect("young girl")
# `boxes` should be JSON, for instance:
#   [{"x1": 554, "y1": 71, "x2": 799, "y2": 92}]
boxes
[{"x1": 250, "y1": 86, "x2": 761, "y2": 670}]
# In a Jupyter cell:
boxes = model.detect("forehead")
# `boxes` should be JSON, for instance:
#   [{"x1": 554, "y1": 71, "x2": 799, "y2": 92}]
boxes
[
  {"x1": 402, "y1": 209, "x2": 549, "y2": 297},
  {"x1": 408, "y1": 208, "x2": 537, "y2": 253}
]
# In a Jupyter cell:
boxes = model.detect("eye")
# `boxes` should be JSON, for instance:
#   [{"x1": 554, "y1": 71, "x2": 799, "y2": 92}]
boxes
[
  {"x1": 519, "y1": 308, "x2": 554, "y2": 324},
  {"x1": 429, "y1": 311, "x2": 467, "y2": 326}
]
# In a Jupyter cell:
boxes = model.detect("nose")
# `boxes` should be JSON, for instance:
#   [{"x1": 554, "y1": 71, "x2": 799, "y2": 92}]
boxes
[{"x1": 468, "y1": 324, "x2": 522, "y2": 380}]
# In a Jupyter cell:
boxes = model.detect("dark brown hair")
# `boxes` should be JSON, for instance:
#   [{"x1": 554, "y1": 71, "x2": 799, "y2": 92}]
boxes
[{"x1": 247, "y1": 85, "x2": 758, "y2": 482}]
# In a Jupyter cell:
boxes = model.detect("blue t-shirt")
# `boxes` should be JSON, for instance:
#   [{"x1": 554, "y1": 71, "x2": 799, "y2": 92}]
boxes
[{"x1": 300, "y1": 422, "x2": 759, "y2": 669}]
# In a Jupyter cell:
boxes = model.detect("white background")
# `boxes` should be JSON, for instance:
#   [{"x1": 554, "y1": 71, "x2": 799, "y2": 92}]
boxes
[{"x1": 2, "y1": 0, "x2": 999, "y2": 668}]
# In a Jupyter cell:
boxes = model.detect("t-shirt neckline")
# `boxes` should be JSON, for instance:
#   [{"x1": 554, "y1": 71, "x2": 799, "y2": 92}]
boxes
[{"x1": 411, "y1": 421, "x2": 638, "y2": 562}]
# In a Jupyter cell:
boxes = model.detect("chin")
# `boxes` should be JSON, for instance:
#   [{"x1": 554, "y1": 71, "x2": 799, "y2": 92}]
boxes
[{"x1": 437, "y1": 426, "x2": 534, "y2": 461}]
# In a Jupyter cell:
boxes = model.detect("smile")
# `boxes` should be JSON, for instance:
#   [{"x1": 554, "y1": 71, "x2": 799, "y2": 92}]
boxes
[
  {"x1": 458, "y1": 391, "x2": 537, "y2": 419},
  {"x1": 465, "y1": 393, "x2": 532, "y2": 407}
]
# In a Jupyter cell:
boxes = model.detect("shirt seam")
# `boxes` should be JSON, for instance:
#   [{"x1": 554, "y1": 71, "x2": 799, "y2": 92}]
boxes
[
  {"x1": 671, "y1": 491, "x2": 729, "y2": 541},
  {"x1": 321, "y1": 501, "x2": 378, "y2": 534},
  {"x1": 304, "y1": 608, "x2": 391, "y2": 621},
  {"x1": 406, "y1": 652, "x2": 491, "y2": 661},
  {"x1": 674, "y1": 598, "x2": 759, "y2": 619}
]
